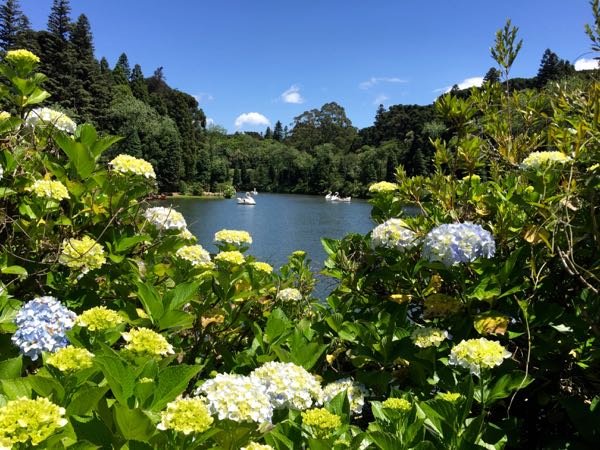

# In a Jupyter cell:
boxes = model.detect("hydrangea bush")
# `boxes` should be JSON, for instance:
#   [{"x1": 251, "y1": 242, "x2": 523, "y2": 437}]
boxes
[{"x1": 0, "y1": 15, "x2": 598, "y2": 448}]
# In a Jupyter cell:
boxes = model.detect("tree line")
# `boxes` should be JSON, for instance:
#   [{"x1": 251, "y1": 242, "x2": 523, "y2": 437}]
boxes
[{"x1": 0, "y1": 0, "x2": 593, "y2": 196}]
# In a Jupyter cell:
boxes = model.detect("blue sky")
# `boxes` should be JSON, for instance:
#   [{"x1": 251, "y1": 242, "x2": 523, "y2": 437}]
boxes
[{"x1": 22, "y1": 0, "x2": 596, "y2": 131}]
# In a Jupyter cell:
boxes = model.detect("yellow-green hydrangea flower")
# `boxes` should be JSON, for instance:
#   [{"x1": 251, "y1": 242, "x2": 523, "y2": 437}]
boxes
[
  {"x1": 109, "y1": 154, "x2": 156, "y2": 179},
  {"x1": 175, "y1": 244, "x2": 213, "y2": 268},
  {"x1": 410, "y1": 327, "x2": 449, "y2": 348},
  {"x1": 368, "y1": 181, "x2": 398, "y2": 193},
  {"x1": 27, "y1": 179, "x2": 69, "y2": 201},
  {"x1": 381, "y1": 397, "x2": 411, "y2": 411},
  {"x1": 436, "y1": 392, "x2": 462, "y2": 402},
  {"x1": 214, "y1": 229, "x2": 252, "y2": 246},
  {"x1": 59, "y1": 236, "x2": 106, "y2": 273},
  {"x1": 242, "y1": 443, "x2": 274, "y2": 450},
  {"x1": 77, "y1": 306, "x2": 124, "y2": 331},
  {"x1": 521, "y1": 151, "x2": 572, "y2": 169},
  {"x1": 214, "y1": 250, "x2": 245, "y2": 265},
  {"x1": 322, "y1": 378, "x2": 367, "y2": 414},
  {"x1": 292, "y1": 250, "x2": 306, "y2": 257},
  {"x1": 0, "y1": 111, "x2": 10, "y2": 121},
  {"x1": 449, "y1": 337, "x2": 511, "y2": 376},
  {"x1": 250, "y1": 262, "x2": 273, "y2": 274},
  {"x1": 122, "y1": 327, "x2": 174, "y2": 357},
  {"x1": 46, "y1": 346, "x2": 94, "y2": 373},
  {"x1": 0, "y1": 397, "x2": 68, "y2": 448},
  {"x1": 301, "y1": 408, "x2": 341, "y2": 439},
  {"x1": 157, "y1": 397, "x2": 214, "y2": 435},
  {"x1": 5, "y1": 49, "x2": 40, "y2": 65}
]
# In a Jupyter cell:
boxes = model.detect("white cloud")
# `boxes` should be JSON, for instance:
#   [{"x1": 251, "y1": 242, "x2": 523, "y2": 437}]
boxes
[
  {"x1": 360, "y1": 76, "x2": 406, "y2": 90},
  {"x1": 234, "y1": 112, "x2": 270, "y2": 129},
  {"x1": 373, "y1": 94, "x2": 389, "y2": 105},
  {"x1": 192, "y1": 93, "x2": 214, "y2": 104},
  {"x1": 281, "y1": 85, "x2": 304, "y2": 104},
  {"x1": 436, "y1": 76, "x2": 484, "y2": 94},
  {"x1": 206, "y1": 117, "x2": 215, "y2": 126},
  {"x1": 575, "y1": 58, "x2": 598, "y2": 71}
]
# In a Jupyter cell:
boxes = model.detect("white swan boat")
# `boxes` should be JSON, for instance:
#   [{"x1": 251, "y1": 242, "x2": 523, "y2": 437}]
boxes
[
  {"x1": 330, "y1": 192, "x2": 340, "y2": 201},
  {"x1": 237, "y1": 192, "x2": 256, "y2": 205},
  {"x1": 325, "y1": 191, "x2": 332, "y2": 200}
]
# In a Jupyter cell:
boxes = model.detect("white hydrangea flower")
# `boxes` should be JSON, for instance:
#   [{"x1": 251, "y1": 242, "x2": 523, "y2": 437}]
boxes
[
  {"x1": 322, "y1": 378, "x2": 368, "y2": 414},
  {"x1": 144, "y1": 207, "x2": 187, "y2": 231},
  {"x1": 251, "y1": 361, "x2": 323, "y2": 410},
  {"x1": 277, "y1": 288, "x2": 302, "y2": 302},
  {"x1": 371, "y1": 218, "x2": 418, "y2": 251},
  {"x1": 196, "y1": 373, "x2": 273, "y2": 424},
  {"x1": 25, "y1": 107, "x2": 76, "y2": 134}
]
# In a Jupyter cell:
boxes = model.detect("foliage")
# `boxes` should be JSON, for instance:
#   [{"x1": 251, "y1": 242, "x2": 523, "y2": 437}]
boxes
[{"x1": 0, "y1": 8, "x2": 599, "y2": 450}]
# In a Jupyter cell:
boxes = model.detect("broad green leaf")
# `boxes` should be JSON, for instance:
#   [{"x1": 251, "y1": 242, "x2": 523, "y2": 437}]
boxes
[
  {"x1": 1, "y1": 265, "x2": 27, "y2": 277},
  {"x1": 113, "y1": 405, "x2": 156, "y2": 442},
  {"x1": 66, "y1": 385, "x2": 110, "y2": 416},
  {"x1": 54, "y1": 132, "x2": 96, "y2": 179},
  {"x1": 164, "y1": 281, "x2": 200, "y2": 310},
  {"x1": 265, "y1": 308, "x2": 291, "y2": 344},
  {"x1": 149, "y1": 364, "x2": 201, "y2": 411},
  {"x1": 136, "y1": 282, "x2": 164, "y2": 325},
  {"x1": 486, "y1": 371, "x2": 533, "y2": 403},
  {"x1": 0, "y1": 356, "x2": 22, "y2": 379},
  {"x1": 94, "y1": 355, "x2": 139, "y2": 406}
]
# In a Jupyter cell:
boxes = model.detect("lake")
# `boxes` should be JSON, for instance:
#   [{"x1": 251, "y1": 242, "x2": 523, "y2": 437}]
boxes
[{"x1": 159, "y1": 193, "x2": 375, "y2": 297}]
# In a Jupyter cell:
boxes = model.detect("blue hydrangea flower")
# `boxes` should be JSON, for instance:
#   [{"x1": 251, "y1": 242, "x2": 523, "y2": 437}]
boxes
[
  {"x1": 11, "y1": 296, "x2": 76, "y2": 360},
  {"x1": 422, "y1": 223, "x2": 495, "y2": 266}
]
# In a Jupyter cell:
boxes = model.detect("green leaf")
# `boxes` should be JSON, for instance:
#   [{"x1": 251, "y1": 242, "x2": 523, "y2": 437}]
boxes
[
  {"x1": 113, "y1": 405, "x2": 156, "y2": 442},
  {"x1": 94, "y1": 355, "x2": 139, "y2": 406},
  {"x1": 136, "y1": 282, "x2": 164, "y2": 325},
  {"x1": 114, "y1": 235, "x2": 149, "y2": 253},
  {"x1": 157, "y1": 311, "x2": 194, "y2": 331},
  {"x1": 67, "y1": 385, "x2": 110, "y2": 416},
  {"x1": 265, "y1": 308, "x2": 291, "y2": 344},
  {"x1": 486, "y1": 371, "x2": 533, "y2": 403},
  {"x1": 0, "y1": 377, "x2": 32, "y2": 399},
  {"x1": 25, "y1": 87, "x2": 50, "y2": 105},
  {"x1": 54, "y1": 132, "x2": 96, "y2": 179},
  {"x1": 149, "y1": 364, "x2": 201, "y2": 411},
  {"x1": 1, "y1": 265, "x2": 28, "y2": 277},
  {"x1": 0, "y1": 356, "x2": 22, "y2": 379},
  {"x1": 163, "y1": 281, "x2": 199, "y2": 310},
  {"x1": 91, "y1": 135, "x2": 123, "y2": 158}
]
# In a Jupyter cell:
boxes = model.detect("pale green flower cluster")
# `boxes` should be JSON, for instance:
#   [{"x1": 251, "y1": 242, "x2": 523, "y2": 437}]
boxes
[
  {"x1": 157, "y1": 397, "x2": 214, "y2": 435},
  {"x1": 372, "y1": 218, "x2": 418, "y2": 251},
  {"x1": 59, "y1": 236, "x2": 106, "y2": 273},
  {"x1": 277, "y1": 287, "x2": 302, "y2": 302},
  {"x1": 179, "y1": 228, "x2": 196, "y2": 241},
  {"x1": 0, "y1": 397, "x2": 68, "y2": 448},
  {"x1": 381, "y1": 397, "x2": 411, "y2": 411},
  {"x1": 214, "y1": 250, "x2": 245, "y2": 265},
  {"x1": 241, "y1": 443, "x2": 274, "y2": 450},
  {"x1": 250, "y1": 261, "x2": 273, "y2": 274},
  {"x1": 109, "y1": 154, "x2": 156, "y2": 179},
  {"x1": 436, "y1": 392, "x2": 462, "y2": 402},
  {"x1": 77, "y1": 306, "x2": 124, "y2": 331},
  {"x1": 27, "y1": 179, "x2": 69, "y2": 201},
  {"x1": 368, "y1": 181, "x2": 398, "y2": 193},
  {"x1": 25, "y1": 107, "x2": 77, "y2": 134},
  {"x1": 521, "y1": 151, "x2": 572, "y2": 169},
  {"x1": 175, "y1": 244, "x2": 213, "y2": 268},
  {"x1": 449, "y1": 337, "x2": 511, "y2": 376},
  {"x1": 0, "y1": 111, "x2": 10, "y2": 120},
  {"x1": 214, "y1": 229, "x2": 253, "y2": 246},
  {"x1": 301, "y1": 408, "x2": 342, "y2": 438},
  {"x1": 292, "y1": 250, "x2": 306, "y2": 257},
  {"x1": 122, "y1": 327, "x2": 174, "y2": 358},
  {"x1": 410, "y1": 327, "x2": 449, "y2": 348},
  {"x1": 251, "y1": 361, "x2": 323, "y2": 410},
  {"x1": 5, "y1": 48, "x2": 40, "y2": 64},
  {"x1": 322, "y1": 378, "x2": 367, "y2": 414},
  {"x1": 196, "y1": 373, "x2": 273, "y2": 423},
  {"x1": 46, "y1": 346, "x2": 94, "y2": 373}
]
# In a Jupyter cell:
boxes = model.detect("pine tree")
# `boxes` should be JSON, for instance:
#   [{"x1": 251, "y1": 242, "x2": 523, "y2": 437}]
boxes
[
  {"x1": 536, "y1": 49, "x2": 575, "y2": 87},
  {"x1": 483, "y1": 67, "x2": 501, "y2": 84},
  {"x1": 264, "y1": 126, "x2": 273, "y2": 139},
  {"x1": 112, "y1": 52, "x2": 131, "y2": 85},
  {"x1": 39, "y1": 0, "x2": 74, "y2": 108},
  {"x1": 14, "y1": 14, "x2": 38, "y2": 53},
  {"x1": 69, "y1": 14, "x2": 97, "y2": 121},
  {"x1": 130, "y1": 64, "x2": 149, "y2": 102},
  {"x1": 0, "y1": 0, "x2": 25, "y2": 51},
  {"x1": 47, "y1": 0, "x2": 71, "y2": 41},
  {"x1": 273, "y1": 120, "x2": 283, "y2": 141}
]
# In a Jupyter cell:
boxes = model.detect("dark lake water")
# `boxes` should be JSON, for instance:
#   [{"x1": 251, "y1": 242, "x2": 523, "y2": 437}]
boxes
[{"x1": 159, "y1": 193, "x2": 375, "y2": 297}]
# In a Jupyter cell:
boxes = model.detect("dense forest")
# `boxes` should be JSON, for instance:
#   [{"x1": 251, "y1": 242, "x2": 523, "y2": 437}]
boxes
[{"x1": 0, "y1": 0, "x2": 595, "y2": 196}]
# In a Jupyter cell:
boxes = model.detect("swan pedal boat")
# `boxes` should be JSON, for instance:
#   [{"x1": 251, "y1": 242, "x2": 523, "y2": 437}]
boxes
[{"x1": 237, "y1": 192, "x2": 256, "y2": 205}]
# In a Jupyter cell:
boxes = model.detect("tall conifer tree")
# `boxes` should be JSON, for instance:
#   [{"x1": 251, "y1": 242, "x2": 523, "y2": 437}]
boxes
[
  {"x1": 47, "y1": 0, "x2": 71, "y2": 41},
  {"x1": 0, "y1": 0, "x2": 24, "y2": 51}
]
